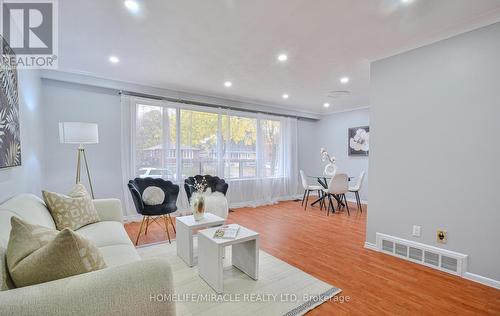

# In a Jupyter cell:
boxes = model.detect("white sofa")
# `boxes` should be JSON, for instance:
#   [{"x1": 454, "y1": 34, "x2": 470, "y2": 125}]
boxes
[{"x1": 0, "y1": 194, "x2": 175, "y2": 316}]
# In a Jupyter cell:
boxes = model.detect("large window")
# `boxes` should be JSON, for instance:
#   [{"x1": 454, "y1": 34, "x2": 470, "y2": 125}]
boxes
[
  {"x1": 261, "y1": 119, "x2": 281, "y2": 177},
  {"x1": 135, "y1": 104, "x2": 177, "y2": 180},
  {"x1": 180, "y1": 109, "x2": 218, "y2": 178},
  {"x1": 134, "y1": 101, "x2": 283, "y2": 181},
  {"x1": 223, "y1": 116, "x2": 257, "y2": 179}
]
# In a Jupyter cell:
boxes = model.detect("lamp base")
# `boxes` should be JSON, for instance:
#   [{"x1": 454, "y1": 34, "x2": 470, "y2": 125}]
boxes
[{"x1": 76, "y1": 147, "x2": 95, "y2": 199}]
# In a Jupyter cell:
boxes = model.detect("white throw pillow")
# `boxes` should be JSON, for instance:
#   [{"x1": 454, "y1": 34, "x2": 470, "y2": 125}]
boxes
[{"x1": 142, "y1": 186, "x2": 165, "y2": 206}]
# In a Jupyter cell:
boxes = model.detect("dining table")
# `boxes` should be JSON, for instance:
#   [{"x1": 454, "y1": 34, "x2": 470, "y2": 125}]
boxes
[{"x1": 307, "y1": 175, "x2": 354, "y2": 208}]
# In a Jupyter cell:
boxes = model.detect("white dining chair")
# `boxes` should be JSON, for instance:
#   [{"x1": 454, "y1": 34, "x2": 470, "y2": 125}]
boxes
[
  {"x1": 349, "y1": 170, "x2": 365, "y2": 213},
  {"x1": 323, "y1": 173, "x2": 350, "y2": 216},
  {"x1": 300, "y1": 170, "x2": 324, "y2": 210}
]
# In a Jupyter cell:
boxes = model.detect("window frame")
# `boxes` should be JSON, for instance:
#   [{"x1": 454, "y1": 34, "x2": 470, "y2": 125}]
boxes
[{"x1": 132, "y1": 97, "x2": 285, "y2": 182}]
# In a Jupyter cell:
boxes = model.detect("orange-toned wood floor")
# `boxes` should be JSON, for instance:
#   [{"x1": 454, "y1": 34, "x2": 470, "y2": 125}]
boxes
[{"x1": 125, "y1": 201, "x2": 500, "y2": 315}]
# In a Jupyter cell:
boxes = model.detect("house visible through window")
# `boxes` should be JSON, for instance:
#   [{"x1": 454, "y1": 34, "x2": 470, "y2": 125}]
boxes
[{"x1": 134, "y1": 101, "x2": 283, "y2": 181}]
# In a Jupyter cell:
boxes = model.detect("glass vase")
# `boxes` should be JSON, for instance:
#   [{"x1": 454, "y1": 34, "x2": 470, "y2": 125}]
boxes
[{"x1": 192, "y1": 193, "x2": 205, "y2": 221}]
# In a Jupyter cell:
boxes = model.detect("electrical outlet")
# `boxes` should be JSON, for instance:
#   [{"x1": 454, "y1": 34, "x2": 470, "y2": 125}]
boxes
[
  {"x1": 412, "y1": 225, "x2": 421, "y2": 237},
  {"x1": 437, "y1": 230, "x2": 447, "y2": 243}
]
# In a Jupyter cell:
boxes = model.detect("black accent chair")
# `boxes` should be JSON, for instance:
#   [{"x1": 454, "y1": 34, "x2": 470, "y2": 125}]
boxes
[
  {"x1": 128, "y1": 178, "x2": 179, "y2": 245},
  {"x1": 184, "y1": 175, "x2": 228, "y2": 202}
]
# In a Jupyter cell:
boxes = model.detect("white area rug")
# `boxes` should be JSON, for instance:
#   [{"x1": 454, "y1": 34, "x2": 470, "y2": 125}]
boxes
[{"x1": 137, "y1": 240, "x2": 341, "y2": 316}]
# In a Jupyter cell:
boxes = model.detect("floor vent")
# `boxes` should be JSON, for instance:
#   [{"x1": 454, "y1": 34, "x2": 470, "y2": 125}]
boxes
[
  {"x1": 375, "y1": 233, "x2": 468, "y2": 276},
  {"x1": 409, "y1": 247, "x2": 423, "y2": 261},
  {"x1": 382, "y1": 240, "x2": 394, "y2": 252}
]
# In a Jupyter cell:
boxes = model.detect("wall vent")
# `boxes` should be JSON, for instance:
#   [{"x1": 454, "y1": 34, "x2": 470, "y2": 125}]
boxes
[{"x1": 375, "y1": 233, "x2": 468, "y2": 276}]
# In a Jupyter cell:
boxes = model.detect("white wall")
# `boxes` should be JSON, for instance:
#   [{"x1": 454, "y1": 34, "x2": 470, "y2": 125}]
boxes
[
  {"x1": 298, "y1": 109, "x2": 370, "y2": 201},
  {"x1": 40, "y1": 80, "x2": 124, "y2": 202},
  {"x1": 368, "y1": 22, "x2": 500, "y2": 281},
  {"x1": 0, "y1": 70, "x2": 43, "y2": 202}
]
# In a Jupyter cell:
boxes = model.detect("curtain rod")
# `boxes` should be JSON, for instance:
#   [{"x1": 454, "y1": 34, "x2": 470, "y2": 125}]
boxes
[{"x1": 118, "y1": 90, "x2": 316, "y2": 120}]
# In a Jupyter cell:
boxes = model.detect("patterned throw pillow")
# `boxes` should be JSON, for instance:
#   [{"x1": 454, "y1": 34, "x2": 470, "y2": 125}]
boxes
[
  {"x1": 6, "y1": 217, "x2": 106, "y2": 288},
  {"x1": 0, "y1": 246, "x2": 14, "y2": 291},
  {"x1": 42, "y1": 183, "x2": 100, "y2": 230}
]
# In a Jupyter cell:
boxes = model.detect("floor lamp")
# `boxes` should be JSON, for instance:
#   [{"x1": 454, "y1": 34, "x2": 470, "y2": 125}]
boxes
[{"x1": 59, "y1": 122, "x2": 99, "y2": 199}]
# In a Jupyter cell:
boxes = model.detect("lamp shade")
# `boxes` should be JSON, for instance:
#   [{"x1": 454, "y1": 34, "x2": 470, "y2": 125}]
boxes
[{"x1": 59, "y1": 122, "x2": 99, "y2": 144}]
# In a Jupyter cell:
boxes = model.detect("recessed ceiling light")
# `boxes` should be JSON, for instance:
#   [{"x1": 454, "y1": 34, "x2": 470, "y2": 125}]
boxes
[
  {"x1": 401, "y1": 0, "x2": 413, "y2": 3},
  {"x1": 340, "y1": 77, "x2": 350, "y2": 84},
  {"x1": 224, "y1": 81, "x2": 232, "y2": 87},
  {"x1": 277, "y1": 54, "x2": 288, "y2": 62},
  {"x1": 282, "y1": 94, "x2": 289, "y2": 99},
  {"x1": 323, "y1": 103, "x2": 330, "y2": 108},
  {"x1": 109, "y1": 56, "x2": 120, "y2": 64},
  {"x1": 124, "y1": 0, "x2": 139, "y2": 12}
]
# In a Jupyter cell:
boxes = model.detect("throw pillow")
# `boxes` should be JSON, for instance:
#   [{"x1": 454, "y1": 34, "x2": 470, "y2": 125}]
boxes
[
  {"x1": 142, "y1": 186, "x2": 165, "y2": 206},
  {"x1": 6, "y1": 217, "x2": 106, "y2": 288},
  {"x1": 0, "y1": 246, "x2": 14, "y2": 291},
  {"x1": 42, "y1": 183, "x2": 100, "y2": 230}
]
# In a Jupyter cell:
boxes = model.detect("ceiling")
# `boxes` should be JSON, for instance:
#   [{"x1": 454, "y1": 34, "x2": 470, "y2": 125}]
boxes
[{"x1": 57, "y1": 0, "x2": 500, "y2": 115}]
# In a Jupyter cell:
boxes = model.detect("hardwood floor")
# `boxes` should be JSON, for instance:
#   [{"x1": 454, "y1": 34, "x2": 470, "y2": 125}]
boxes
[{"x1": 125, "y1": 201, "x2": 500, "y2": 315}]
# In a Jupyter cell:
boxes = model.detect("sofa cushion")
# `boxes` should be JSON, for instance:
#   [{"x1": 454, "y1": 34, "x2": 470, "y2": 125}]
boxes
[
  {"x1": 6, "y1": 217, "x2": 58, "y2": 269},
  {"x1": 0, "y1": 194, "x2": 56, "y2": 239},
  {"x1": 42, "y1": 184, "x2": 100, "y2": 230},
  {"x1": 0, "y1": 246, "x2": 14, "y2": 291},
  {"x1": 76, "y1": 221, "x2": 133, "y2": 248},
  {"x1": 99, "y1": 244, "x2": 141, "y2": 267},
  {"x1": 7, "y1": 217, "x2": 107, "y2": 288}
]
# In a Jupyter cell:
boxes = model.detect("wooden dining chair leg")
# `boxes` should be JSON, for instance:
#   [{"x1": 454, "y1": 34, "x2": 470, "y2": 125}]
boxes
[
  {"x1": 304, "y1": 190, "x2": 310, "y2": 210},
  {"x1": 144, "y1": 216, "x2": 150, "y2": 235},
  {"x1": 134, "y1": 216, "x2": 146, "y2": 246},
  {"x1": 162, "y1": 215, "x2": 172, "y2": 244},
  {"x1": 167, "y1": 213, "x2": 176, "y2": 234}
]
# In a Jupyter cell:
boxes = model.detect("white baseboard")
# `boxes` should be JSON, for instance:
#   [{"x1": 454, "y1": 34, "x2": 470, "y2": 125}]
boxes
[
  {"x1": 463, "y1": 272, "x2": 500, "y2": 289},
  {"x1": 346, "y1": 198, "x2": 368, "y2": 205},
  {"x1": 364, "y1": 242, "x2": 378, "y2": 251}
]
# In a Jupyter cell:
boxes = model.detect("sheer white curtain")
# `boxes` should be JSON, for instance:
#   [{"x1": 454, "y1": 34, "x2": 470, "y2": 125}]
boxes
[
  {"x1": 120, "y1": 95, "x2": 299, "y2": 215},
  {"x1": 223, "y1": 114, "x2": 299, "y2": 208},
  {"x1": 120, "y1": 95, "x2": 137, "y2": 217}
]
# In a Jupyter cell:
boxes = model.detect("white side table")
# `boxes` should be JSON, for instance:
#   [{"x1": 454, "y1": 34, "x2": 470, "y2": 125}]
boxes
[
  {"x1": 176, "y1": 213, "x2": 225, "y2": 267},
  {"x1": 198, "y1": 225, "x2": 259, "y2": 293}
]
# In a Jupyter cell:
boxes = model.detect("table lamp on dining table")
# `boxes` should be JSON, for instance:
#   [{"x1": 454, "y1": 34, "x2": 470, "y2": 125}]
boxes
[{"x1": 59, "y1": 122, "x2": 99, "y2": 199}]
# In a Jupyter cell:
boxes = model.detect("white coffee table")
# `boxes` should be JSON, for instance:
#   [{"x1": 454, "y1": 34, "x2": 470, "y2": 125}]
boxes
[
  {"x1": 198, "y1": 225, "x2": 259, "y2": 293},
  {"x1": 176, "y1": 213, "x2": 225, "y2": 267}
]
